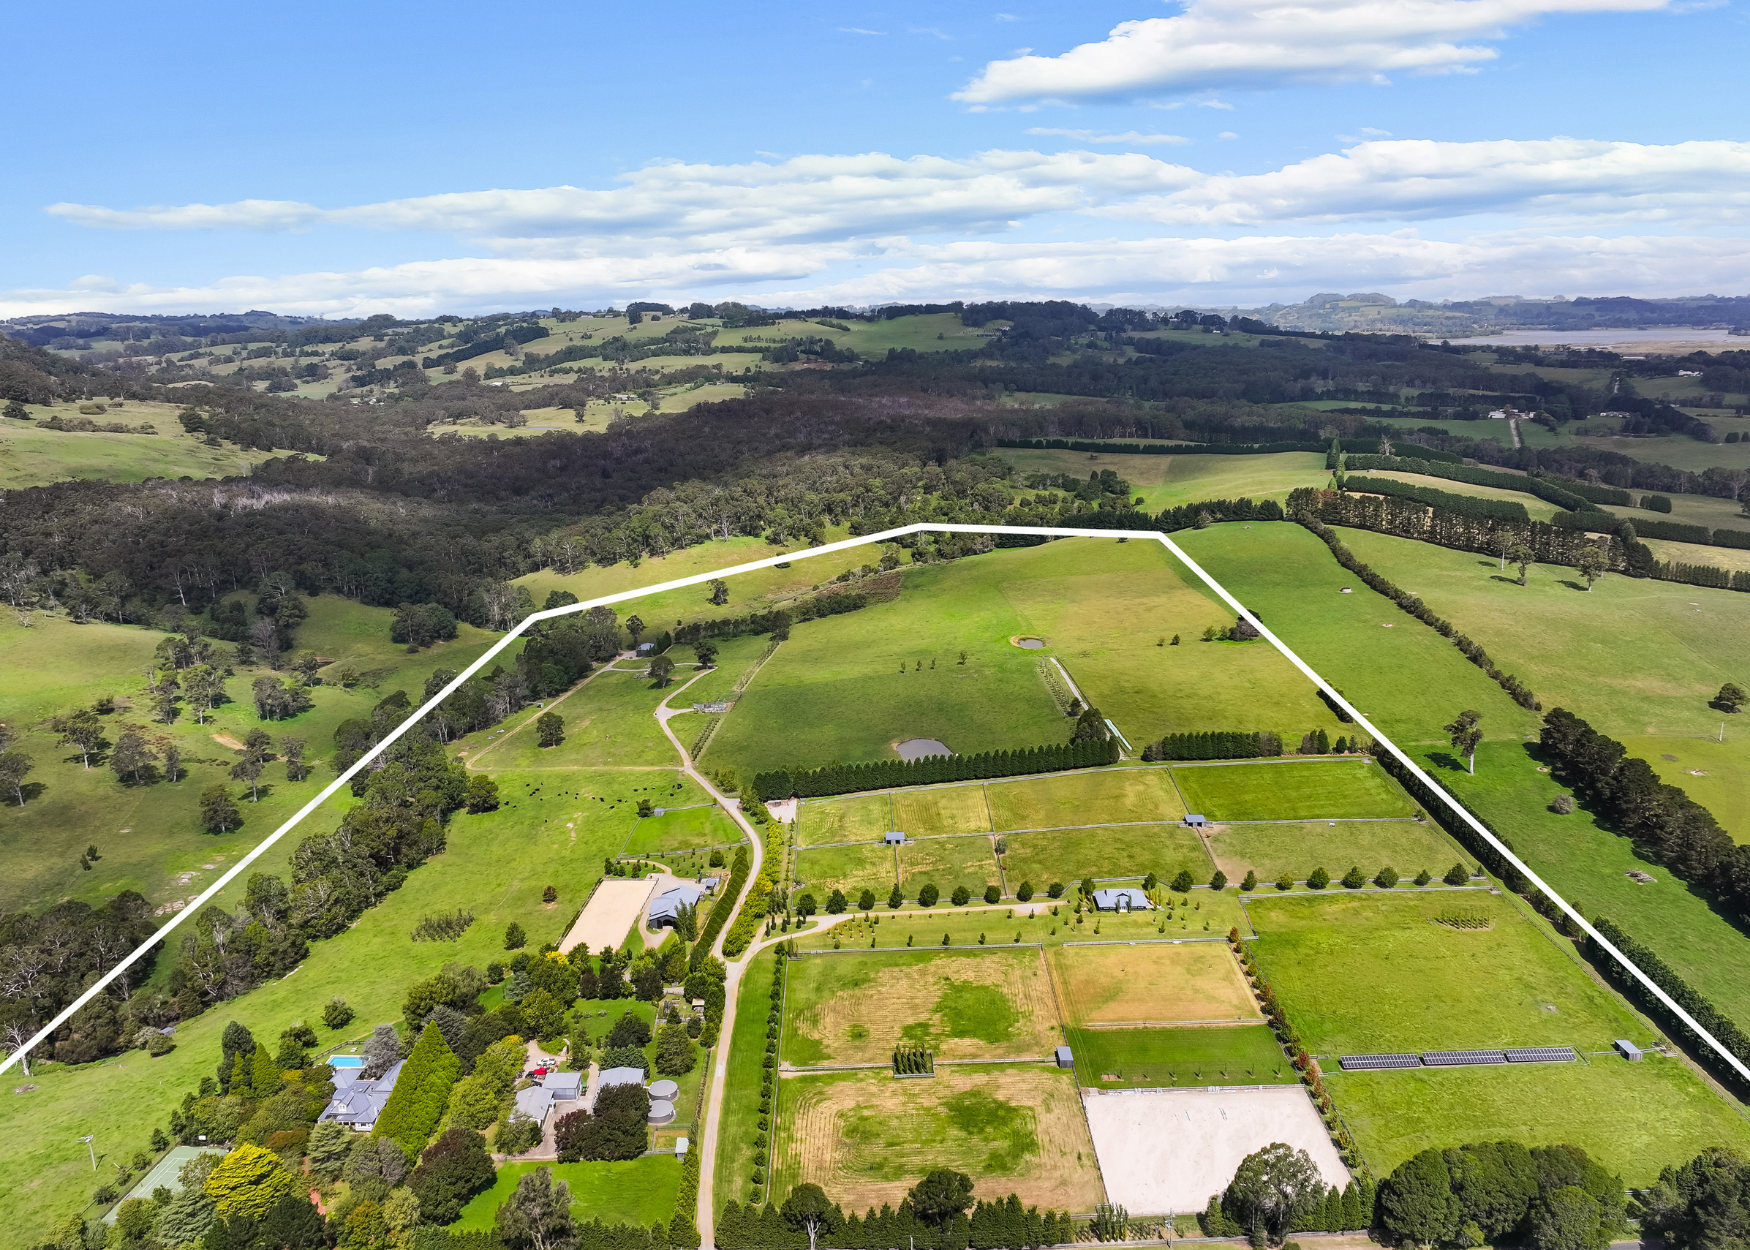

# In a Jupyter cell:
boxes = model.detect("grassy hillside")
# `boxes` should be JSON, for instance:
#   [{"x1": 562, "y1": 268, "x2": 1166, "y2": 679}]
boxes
[{"x1": 1, "y1": 403, "x2": 301, "y2": 487}]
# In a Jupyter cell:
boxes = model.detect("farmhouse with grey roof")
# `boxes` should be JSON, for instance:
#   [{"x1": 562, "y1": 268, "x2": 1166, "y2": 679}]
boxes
[
  {"x1": 318, "y1": 1059, "x2": 405, "y2": 1130},
  {"x1": 648, "y1": 883, "x2": 703, "y2": 928},
  {"x1": 1091, "y1": 888, "x2": 1152, "y2": 912}
]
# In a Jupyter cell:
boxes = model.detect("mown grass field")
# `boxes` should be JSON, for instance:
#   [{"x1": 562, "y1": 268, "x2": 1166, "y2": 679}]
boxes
[
  {"x1": 1049, "y1": 941, "x2": 1258, "y2": 1026},
  {"x1": 1252, "y1": 889, "x2": 1649, "y2": 1054},
  {"x1": 1619, "y1": 736, "x2": 1750, "y2": 842},
  {"x1": 897, "y1": 836, "x2": 1003, "y2": 899},
  {"x1": 798, "y1": 793, "x2": 893, "y2": 847},
  {"x1": 1000, "y1": 824, "x2": 1211, "y2": 893},
  {"x1": 769, "y1": 1065, "x2": 1103, "y2": 1215},
  {"x1": 1067, "y1": 1024, "x2": 1293, "y2": 1088},
  {"x1": 0, "y1": 598, "x2": 502, "y2": 917},
  {"x1": 1327, "y1": 1059, "x2": 1750, "y2": 1187},
  {"x1": 1, "y1": 403, "x2": 303, "y2": 487},
  {"x1": 793, "y1": 841, "x2": 899, "y2": 896},
  {"x1": 893, "y1": 785, "x2": 993, "y2": 837},
  {"x1": 1208, "y1": 819, "x2": 1468, "y2": 883},
  {"x1": 0, "y1": 765, "x2": 643, "y2": 1245},
  {"x1": 1173, "y1": 760, "x2": 1416, "y2": 822},
  {"x1": 454, "y1": 1156, "x2": 682, "y2": 1230},
  {"x1": 985, "y1": 767, "x2": 1185, "y2": 831},
  {"x1": 781, "y1": 946, "x2": 1060, "y2": 1066}
]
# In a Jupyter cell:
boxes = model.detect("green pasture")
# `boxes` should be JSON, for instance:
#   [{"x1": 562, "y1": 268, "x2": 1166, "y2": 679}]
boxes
[
  {"x1": 714, "y1": 947, "x2": 779, "y2": 1207},
  {"x1": 1173, "y1": 522, "x2": 1546, "y2": 754},
  {"x1": 668, "y1": 634, "x2": 774, "y2": 707},
  {"x1": 1251, "y1": 889, "x2": 1650, "y2": 1054},
  {"x1": 1327, "y1": 1058, "x2": 1750, "y2": 1188},
  {"x1": 1365, "y1": 470, "x2": 1563, "y2": 521},
  {"x1": 898, "y1": 836, "x2": 1002, "y2": 899},
  {"x1": 989, "y1": 538, "x2": 1344, "y2": 747},
  {"x1": 794, "y1": 842, "x2": 899, "y2": 896},
  {"x1": 1, "y1": 402, "x2": 302, "y2": 487},
  {"x1": 1603, "y1": 489, "x2": 1750, "y2": 536},
  {"x1": 991, "y1": 448, "x2": 1329, "y2": 513},
  {"x1": 1067, "y1": 1025, "x2": 1293, "y2": 1088},
  {"x1": 515, "y1": 532, "x2": 873, "y2": 631},
  {"x1": 985, "y1": 767, "x2": 1185, "y2": 831},
  {"x1": 0, "y1": 599, "x2": 501, "y2": 917},
  {"x1": 0, "y1": 766, "x2": 642, "y2": 1245},
  {"x1": 789, "y1": 892, "x2": 1253, "y2": 949},
  {"x1": 622, "y1": 804, "x2": 743, "y2": 855},
  {"x1": 1173, "y1": 759, "x2": 1416, "y2": 822},
  {"x1": 1208, "y1": 819, "x2": 1467, "y2": 884},
  {"x1": 798, "y1": 793, "x2": 894, "y2": 847},
  {"x1": 469, "y1": 669, "x2": 678, "y2": 771},
  {"x1": 893, "y1": 785, "x2": 993, "y2": 837},
  {"x1": 1639, "y1": 536, "x2": 1750, "y2": 573},
  {"x1": 1000, "y1": 824, "x2": 1210, "y2": 893},
  {"x1": 1334, "y1": 527, "x2": 1750, "y2": 744},
  {"x1": 454, "y1": 1156, "x2": 682, "y2": 1230},
  {"x1": 1572, "y1": 431, "x2": 1750, "y2": 472},
  {"x1": 702, "y1": 546, "x2": 1090, "y2": 780},
  {"x1": 1431, "y1": 739, "x2": 1750, "y2": 1029},
  {"x1": 1620, "y1": 735, "x2": 1750, "y2": 842}
]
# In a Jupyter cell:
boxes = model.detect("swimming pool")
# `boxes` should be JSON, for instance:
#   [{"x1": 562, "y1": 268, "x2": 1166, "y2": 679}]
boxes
[{"x1": 329, "y1": 1055, "x2": 365, "y2": 1068}]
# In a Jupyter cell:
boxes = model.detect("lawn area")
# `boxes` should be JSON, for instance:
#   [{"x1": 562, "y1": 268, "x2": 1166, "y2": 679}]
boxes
[
  {"x1": 892, "y1": 784, "x2": 993, "y2": 837},
  {"x1": 1327, "y1": 1058, "x2": 1750, "y2": 1187},
  {"x1": 798, "y1": 793, "x2": 893, "y2": 847},
  {"x1": 469, "y1": 669, "x2": 679, "y2": 771},
  {"x1": 1049, "y1": 941, "x2": 1259, "y2": 1027},
  {"x1": 0, "y1": 766, "x2": 640, "y2": 1246},
  {"x1": 1000, "y1": 824, "x2": 1211, "y2": 893},
  {"x1": 1208, "y1": 819, "x2": 1469, "y2": 884},
  {"x1": 991, "y1": 448, "x2": 1330, "y2": 514},
  {"x1": 770, "y1": 1065, "x2": 1102, "y2": 1215},
  {"x1": 1067, "y1": 1025, "x2": 1293, "y2": 1089},
  {"x1": 623, "y1": 804, "x2": 744, "y2": 855},
  {"x1": 453, "y1": 1156, "x2": 682, "y2": 1230},
  {"x1": 794, "y1": 842, "x2": 899, "y2": 896},
  {"x1": 898, "y1": 836, "x2": 1002, "y2": 899},
  {"x1": 985, "y1": 767, "x2": 1185, "y2": 831},
  {"x1": 0, "y1": 599, "x2": 503, "y2": 917},
  {"x1": 781, "y1": 946, "x2": 1061, "y2": 1066},
  {"x1": 1173, "y1": 759, "x2": 1417, "y2": 822},
  {"x1": 1250, "y1": 889, "x2": 1650, "y2": 1054},
  {"x1": 667, "y1": 634, "x2": 773, "y2": 707},
  {"x1": 1, "y1": 403, "x2": 303, "y2": 487},
  {"x1": 714, "y1": 948, "x2": 779, "y2": 1208}
]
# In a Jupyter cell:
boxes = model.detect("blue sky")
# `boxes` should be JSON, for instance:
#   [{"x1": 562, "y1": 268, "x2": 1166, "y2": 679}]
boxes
[{"x1": 4, "y1": 0, "x2": 1747, "y2": 316}]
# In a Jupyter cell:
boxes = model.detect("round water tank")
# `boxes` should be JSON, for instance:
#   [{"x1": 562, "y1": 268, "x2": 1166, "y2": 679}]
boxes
[
  {"x1": 648, "y1": 1079, "x2": 680, "y2": 1100},
  {"x1": 647, "y1": 1099, "x2": 676, "y2": 1125}
]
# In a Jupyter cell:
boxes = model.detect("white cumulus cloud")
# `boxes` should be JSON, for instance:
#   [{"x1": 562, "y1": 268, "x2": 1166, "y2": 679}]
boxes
[
  {"x1": 954, "y1": 0, "x2": 1676, "y2": 102},
  {"x1": 1025, "y1": 128, "x2": 1191, "y2": 145}
]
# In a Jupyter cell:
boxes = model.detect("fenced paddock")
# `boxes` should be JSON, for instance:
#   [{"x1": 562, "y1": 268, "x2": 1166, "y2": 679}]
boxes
[
  {"x1": 559, "y1": 876, "x2": 659, "y2": 953},
  {"x1": 1084, "y1": 1086, "x2": 1350, "y2": 1215}
]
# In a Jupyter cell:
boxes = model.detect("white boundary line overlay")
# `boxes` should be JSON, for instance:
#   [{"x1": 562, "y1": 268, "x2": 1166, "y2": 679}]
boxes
[{"x1": 7, "y1": 522, "x2": 1747, "y2": 1087}]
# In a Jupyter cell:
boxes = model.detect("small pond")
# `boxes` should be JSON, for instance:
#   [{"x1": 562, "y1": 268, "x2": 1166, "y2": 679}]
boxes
[
  {"x1": 1013, "y1": 636, "x2": 1045, "y2": 649},
  {"x1": 896, "y1": 738, "x2": 952, "y2": 760}
]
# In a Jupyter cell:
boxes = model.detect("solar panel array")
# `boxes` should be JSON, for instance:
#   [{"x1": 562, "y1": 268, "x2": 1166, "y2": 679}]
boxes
[
  {"x1": 1342, "y1": 1046, "x2": 1577, "y2": 1071},
  {"x1": 1421, "y1": 1050, "x2": 1508, "y2": 1067},
  {"x1": 1339, "y1": 1053, "x2": 1422, "y2": 1071},
  {"x1": 1505, "y1": 1047, "x2": 1578, "y2": 1064}
]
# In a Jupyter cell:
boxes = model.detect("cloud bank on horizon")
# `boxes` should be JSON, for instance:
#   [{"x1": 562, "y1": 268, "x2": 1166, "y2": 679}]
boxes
[{"x1": 5, "y1": 0, "x2": 1741, "y2": 319}]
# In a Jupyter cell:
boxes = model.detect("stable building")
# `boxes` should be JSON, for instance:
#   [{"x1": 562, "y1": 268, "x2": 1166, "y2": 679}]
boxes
[
  {"x1": 648, "y1": 883, "x2": 704, "y2": 929},
  {"x1": 1091, "y1": 888, "x2": 1152, "y2": 913}
]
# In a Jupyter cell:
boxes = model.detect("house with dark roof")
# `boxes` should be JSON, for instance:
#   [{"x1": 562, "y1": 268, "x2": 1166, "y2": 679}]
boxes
[
  {"x1": 318, "y1": 1059, "x2": 405, "y2": 1130},
  {"x1": 1091, "y1": 888, "x2": 1151, "y2": 912},
  {"x1": 648, "y1": 883, "x2": 703, "y2": 928}
]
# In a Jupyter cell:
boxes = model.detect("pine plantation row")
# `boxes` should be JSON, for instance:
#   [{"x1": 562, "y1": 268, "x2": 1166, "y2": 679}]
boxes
[{"x1": 753, "y1": 737, "x2": 1121, "y2": 800}]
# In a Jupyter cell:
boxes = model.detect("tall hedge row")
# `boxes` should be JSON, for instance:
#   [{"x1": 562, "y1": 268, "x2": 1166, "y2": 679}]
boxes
[
  {"x1": 1343, "y1": 475, "x2": 1530, "y2": 522},
  {"x1": 1147, "y1": 731, "x2": 1276, "y2": 760},
  {"x1": 754, "y1": 737, "x2": 1120, "y2": 801},
  {"x1": 690, "y1": 845, "x2": 751, "y2": 969}
]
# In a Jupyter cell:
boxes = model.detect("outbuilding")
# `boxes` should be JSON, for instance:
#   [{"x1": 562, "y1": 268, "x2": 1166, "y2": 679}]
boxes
[
  {"x1": 1055, "y1": 1045, "x2": 1074, "y2": 1069},
  {"x1": 884, "y1": 830, "x2": 905, "y2": 845},
  {"x1": 1184, "y1": 814, "x2": 1207, "y2": 828},
  {"x1": 648, "y1": 883, "x2": 704, "y2": 928},
  {"x1": 1614, "y1": 1039, "x2": 1644, "y2": 1062}
]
